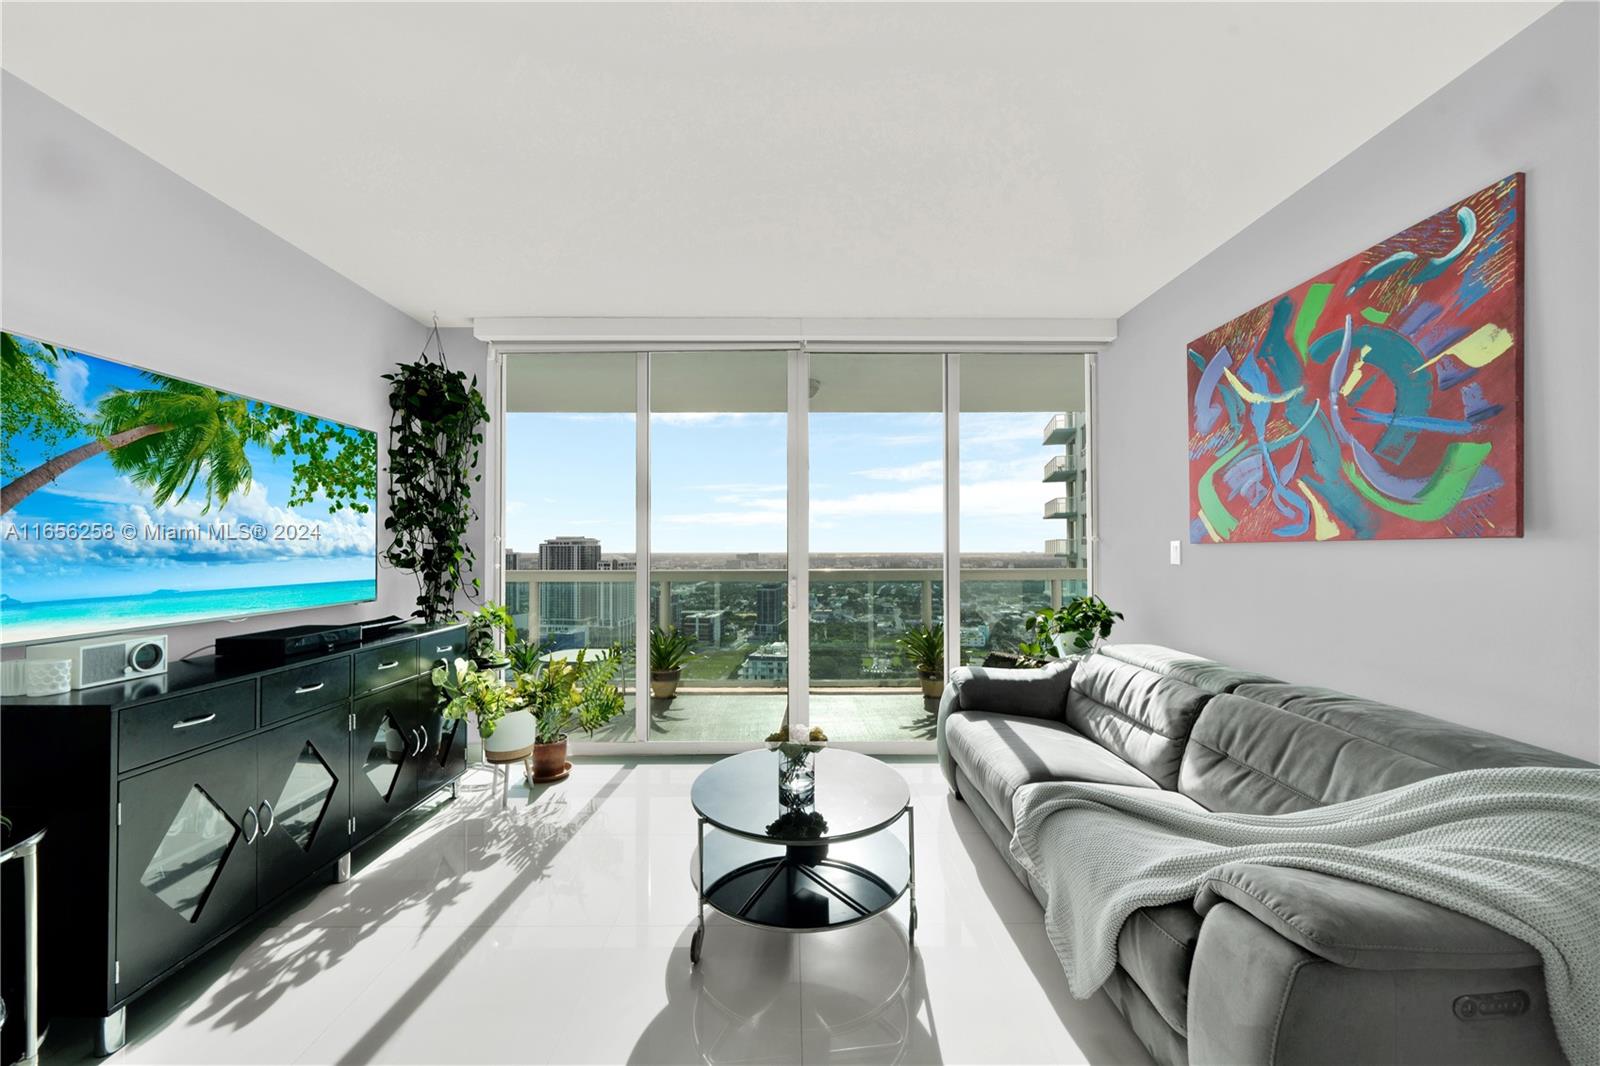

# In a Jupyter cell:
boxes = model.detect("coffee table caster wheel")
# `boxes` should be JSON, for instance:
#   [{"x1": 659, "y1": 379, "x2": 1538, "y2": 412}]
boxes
[{"x1": 690, "y1": 925, "x2": 704, "y2": 966}]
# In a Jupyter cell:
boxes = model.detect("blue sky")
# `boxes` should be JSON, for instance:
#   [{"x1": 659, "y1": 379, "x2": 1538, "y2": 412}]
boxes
[
  {"x1": 507, "y1": 409, "x2": 1060, "y2": 555},
  {"x1": 1, "y1": 339, "x2": 376, "y2": 602}
]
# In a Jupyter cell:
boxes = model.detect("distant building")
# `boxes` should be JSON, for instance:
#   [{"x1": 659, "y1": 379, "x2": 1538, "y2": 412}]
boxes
[
  {"x1": 679, "y1": 608, "x2": 729, "y2": 647},
  {"x1": 739, "y1": 642, "x2": 788, "y2": 682},
  {"x1": 539, "y1": 536, "x2": 602, "y2": 571},
  {"x1": 754, "y1": 583, "x2": 785, "y2": 640}
]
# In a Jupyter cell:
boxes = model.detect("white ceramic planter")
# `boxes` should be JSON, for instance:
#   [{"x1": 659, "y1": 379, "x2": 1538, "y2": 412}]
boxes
[
  {"x1": 483, "y1": 709, "x2": 536, "y2": 756},
  {"x1": 1053, "y1": 634, "x2": 1099, "y2": 659}
]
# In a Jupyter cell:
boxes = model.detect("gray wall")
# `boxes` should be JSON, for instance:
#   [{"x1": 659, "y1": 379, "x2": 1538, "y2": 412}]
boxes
[
  {"x1": 1095, "y1": 3, "x2": 1599, "y2": 760},
  {"x1": 2, "y1": 72, "x2": 431, "y2": 659}
]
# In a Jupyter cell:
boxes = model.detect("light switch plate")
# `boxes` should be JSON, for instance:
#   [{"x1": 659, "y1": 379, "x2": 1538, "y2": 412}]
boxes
[{"x1": 1169, "y1": 540, "x2": 1182, "y2": 565}]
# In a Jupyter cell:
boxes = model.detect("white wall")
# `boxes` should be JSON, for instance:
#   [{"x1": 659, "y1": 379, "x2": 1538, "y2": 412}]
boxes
[
  {"x1": 1095, "y1": 4, "x2": 1599, "y2": 759},
  {"x1": 2, "y1": 72, "x2": 431, "y2": 658}
]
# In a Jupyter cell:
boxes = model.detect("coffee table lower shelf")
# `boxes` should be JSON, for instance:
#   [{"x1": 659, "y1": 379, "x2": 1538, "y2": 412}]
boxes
[{"x1": 690, "y1": 817, "x2": 915, "y2": 965}]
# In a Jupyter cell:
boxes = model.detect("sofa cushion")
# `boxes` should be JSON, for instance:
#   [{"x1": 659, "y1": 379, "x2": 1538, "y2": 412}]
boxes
[
  {"x1": 1235, "y1": 683, "x2": 1595, "y2": 773},
  {"x1": 1117, "y1": 902, "x2": 1202, "y2": 1036},
  {"x1": 1193, "y1": 864, "x2": 1541, "y2": 971},
  {"x1": 1066, "y1": 654, "x2": 1212, "y2": 789},
  {"x1": 952, "y1": 660, "x2": 1074, "y2": 721},
  {"x1": 943, "y1": 711, "x2": 1160, "y2": 829},
  {"x1": 1097, "y1": 643, "x2": 1278, "y2": 695},
  {"x1": 1181, "y1": 687, "x2": 1593, "y2": 815}
]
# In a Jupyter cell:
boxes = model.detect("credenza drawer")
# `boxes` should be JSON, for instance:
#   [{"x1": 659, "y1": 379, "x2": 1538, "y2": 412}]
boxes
[
  {"x1": 420, "y1": 626, "x2": 468, "y2": 672},
  {"x1": 354, "y1": 640, "x2": 419, "y2": 696},
  {"x1": 260, "y1": 656, "x2": 351, "y2": 725},
  {"x1": 118, "y1": 680, "x2": 257, "y2": 772}
]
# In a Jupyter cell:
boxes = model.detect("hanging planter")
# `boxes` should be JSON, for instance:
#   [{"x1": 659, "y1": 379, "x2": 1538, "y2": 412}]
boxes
[{"x1": 382, "y1": 322, "x2": 491, "y2": 624}]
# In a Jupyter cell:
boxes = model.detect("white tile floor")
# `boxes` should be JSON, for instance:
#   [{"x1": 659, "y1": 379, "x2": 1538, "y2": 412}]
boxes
[{"x1": 50, "y1": 756, "x2": 1155, "y2": 1066}]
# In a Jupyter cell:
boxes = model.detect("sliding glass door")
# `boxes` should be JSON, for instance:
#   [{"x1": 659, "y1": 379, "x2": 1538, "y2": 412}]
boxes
[
  {"x1": 648, "y1": 351, "x2": 789, "y2": 742},
  {"x1": 807, "y1": 353, "x2": 945, "y2": 742},
  {"x1": 956, "y1": 353, "x2": 1090, "y2": 667},
  {"x1": 503, "y1": 352, "x2": 638, "y2": 742},
  {"x1": 500, "y1": 348, "x2": 1089, "y2": 748}
]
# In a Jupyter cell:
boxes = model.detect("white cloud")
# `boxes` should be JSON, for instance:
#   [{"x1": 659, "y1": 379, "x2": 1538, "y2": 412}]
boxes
[
  {"x1": 51, "y1": 354, "x2": 93, "y2": 417},
  {"x1": 852, "y1": 459, "x2": 942, "y2": 483}
]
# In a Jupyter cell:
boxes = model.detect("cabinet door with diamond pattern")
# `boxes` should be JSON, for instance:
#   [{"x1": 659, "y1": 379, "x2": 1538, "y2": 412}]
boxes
[
  {"x1": 350, "y1": 680, "x2": 422, "y2": 839},
  {"x1": 255, "y1": 704, "x2": 352, "y2": 903},
  {"x1": 116, "y1": 736, "x2": 258, "y2": 996}
]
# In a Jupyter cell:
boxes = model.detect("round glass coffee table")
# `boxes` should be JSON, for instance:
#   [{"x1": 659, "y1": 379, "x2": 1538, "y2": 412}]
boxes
[{"x1": 689, "y1": 747, "x2": 916, "y2": 965}]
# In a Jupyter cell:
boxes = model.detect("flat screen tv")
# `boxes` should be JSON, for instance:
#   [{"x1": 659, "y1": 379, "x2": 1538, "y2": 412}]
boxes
[{"x1": 1, "y1": 330, "x2": 378, "y2": 644}]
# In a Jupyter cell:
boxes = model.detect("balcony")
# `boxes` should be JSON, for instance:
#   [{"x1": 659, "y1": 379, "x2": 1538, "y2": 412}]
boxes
[
  {"x1": 1044, "y1": 495, "x2": 1085, "y2": 519},
  {"x1": 504, "y1": 563, "x2": 1086, "y2": 742},
  {"x1": 1042, "y1": 412, "x2": 1083, "y2": 446},
  {"x1": 1042, "y1": 454, "x2": 1084, "y2": 482}
]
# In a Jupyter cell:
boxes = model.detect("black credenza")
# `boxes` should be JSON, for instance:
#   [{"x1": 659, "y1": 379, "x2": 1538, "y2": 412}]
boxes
[{"x1": 0, "y1": 621, "x2": 469, "y2": 1055}]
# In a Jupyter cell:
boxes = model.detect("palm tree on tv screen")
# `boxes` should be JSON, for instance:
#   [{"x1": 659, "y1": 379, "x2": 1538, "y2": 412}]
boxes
[{"x1": 0, "y1": 333, "x2": 374, "y2": 516}]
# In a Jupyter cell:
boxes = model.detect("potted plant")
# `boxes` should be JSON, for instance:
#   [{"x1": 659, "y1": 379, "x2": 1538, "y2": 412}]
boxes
[
  {"x1": 463, "y1": 601, "x2": 517, "y2": 668},
  {"x1": 382, "y1": 335, "x2": 491, "y2": 624},
  {"x1": 896, "y1": 622, "x2": 945, "y2": 699},
  {"x1": 518, "y1": 645, "x2": 626, "y2": 783},
  {"x1": 1019, "y1": 595, "x2": 1125, "y2": 660},
  {"x1": 648, "y1": 624, "x2": 696, "y2": 699},
  {"x1": 432, "y1": 657, "x2": 533, "y2": 760}
]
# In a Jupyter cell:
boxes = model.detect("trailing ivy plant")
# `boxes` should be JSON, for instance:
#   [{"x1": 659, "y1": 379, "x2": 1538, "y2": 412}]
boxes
[{"x1": 382, "y1": 332, "x2": 490, "y2": 624}]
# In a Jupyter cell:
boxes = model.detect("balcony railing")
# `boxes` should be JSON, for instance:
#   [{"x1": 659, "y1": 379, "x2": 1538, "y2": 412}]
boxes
[
  {"x1": 1042, "y1": 454, "x2": 1086, "y2": 482},
  {"x1": 504, "y1": 565, "x2": 1087, "y2": 688},
  {"x1": 1042, "y1": 412, "x2": 1084, "y2": 446},
  {"x1": 1044, "y1": 495, "x2": 1085, "y2": 519}
]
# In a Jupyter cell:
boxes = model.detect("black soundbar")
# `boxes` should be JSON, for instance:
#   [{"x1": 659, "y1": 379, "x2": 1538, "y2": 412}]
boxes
[{"x1": 216, "y1": 622, "x2": 364, "y2": 665}]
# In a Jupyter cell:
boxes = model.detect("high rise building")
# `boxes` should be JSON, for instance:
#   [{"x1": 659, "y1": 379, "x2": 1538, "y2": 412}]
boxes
[
  {"x1": 754, "y1": 583, "x2": 785, "y2": 641},
  {"x1": 539, "y1": 536, "x2": 603, "y2": 571}
]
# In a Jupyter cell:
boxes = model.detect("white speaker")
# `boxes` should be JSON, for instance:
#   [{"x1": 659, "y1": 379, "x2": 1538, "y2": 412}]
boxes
[{"x1": 26, "y1": 633, "x2": 168, "y2": 690}]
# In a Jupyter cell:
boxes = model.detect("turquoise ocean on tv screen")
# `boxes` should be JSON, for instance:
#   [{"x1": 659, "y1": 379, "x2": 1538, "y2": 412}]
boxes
[{"x1": 1, "y1": 579, "x2": 378, "y2": 642}]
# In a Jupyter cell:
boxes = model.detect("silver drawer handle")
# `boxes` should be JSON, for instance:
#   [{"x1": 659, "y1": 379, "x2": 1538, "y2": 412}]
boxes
[
  {"x1": 294, "y1": 682, "x2": 326, "y2": 695},
  {"x1": 241, "y1": 805, "x2": 259, "y2": 845},
  {"x1": 258, "y1": 799, "x2": 275, "y2": 836},
  {"x1": 376, "y1": 660, "x2": 400, "y2": 671},
  {"x1": 172, "y1": 713, "x2": 217, "y2": 730}
]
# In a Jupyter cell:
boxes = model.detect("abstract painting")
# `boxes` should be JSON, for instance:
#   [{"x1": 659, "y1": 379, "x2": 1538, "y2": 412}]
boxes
[{"x1": 1188, "y1": 173, "x2": 1524, "y2": 543}]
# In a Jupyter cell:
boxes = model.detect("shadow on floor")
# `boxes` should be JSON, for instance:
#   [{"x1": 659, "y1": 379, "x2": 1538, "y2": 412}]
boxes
[
  {"x1": 42, "y1": 764, "x2": 635, "y2": 1065},
  {"x1": 627, "y1": 911, "x2": 942, "y2": 1065}
]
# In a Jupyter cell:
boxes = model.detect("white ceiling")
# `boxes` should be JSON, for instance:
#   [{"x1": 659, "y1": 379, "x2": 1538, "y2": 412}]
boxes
[{"x1": 1, "y1": 2, "x2": 1552, "y2": 327}]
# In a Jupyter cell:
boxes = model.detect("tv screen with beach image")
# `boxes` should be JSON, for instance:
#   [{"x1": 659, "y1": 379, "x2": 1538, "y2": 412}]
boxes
[{"x1": 1, "y1": 331, "x2": 378, "y2": 644}]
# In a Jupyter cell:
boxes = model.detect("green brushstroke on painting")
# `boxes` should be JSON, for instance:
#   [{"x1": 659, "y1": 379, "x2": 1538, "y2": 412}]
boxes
[
  {"x1": 1342, "y1": 442, "x2": 1493, "y2": 521},
  {"x1": 1361, "y1": 307, "x2": 1391, "y2": 324},
  {"x1": 1198, "y1": 439, "x2": 1248, "y2": 540},
  {"x1": 1293, "y1": 283, "x2": 1334, "y2": 359}
]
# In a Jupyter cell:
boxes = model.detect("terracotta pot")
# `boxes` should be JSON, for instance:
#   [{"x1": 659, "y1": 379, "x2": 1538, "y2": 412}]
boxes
[
  {"x1": 918, "y1": 672, "x2": 945, "y2": 700},
  {"x1": 530, "y1": 736, "x2": 569, "y2": 782},
  {"x1": 650, "y1": 668, "x2": 681, "y2": 699}
]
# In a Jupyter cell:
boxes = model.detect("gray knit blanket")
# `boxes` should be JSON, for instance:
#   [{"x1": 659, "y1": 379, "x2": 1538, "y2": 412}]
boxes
[{"x1": 1008, "y1": 766, "x2": 1600, "y2": 1066}]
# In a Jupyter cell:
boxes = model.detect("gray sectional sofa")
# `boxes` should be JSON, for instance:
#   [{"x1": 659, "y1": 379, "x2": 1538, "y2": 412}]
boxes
[{"x1": 935, "y1": 643, "x2": 1593, "y2": 1066}]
